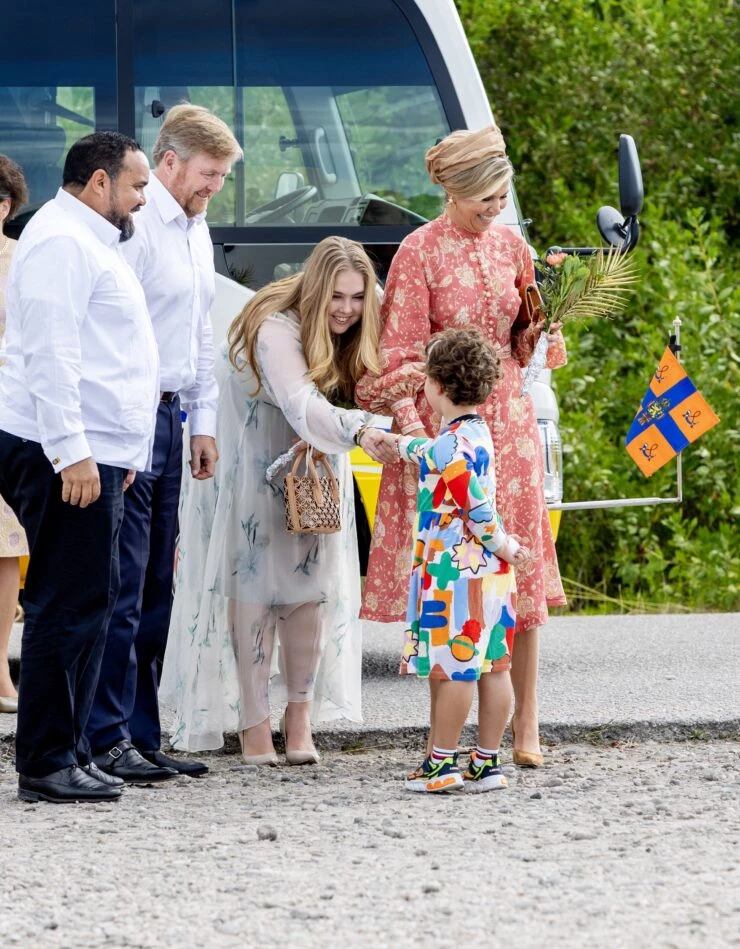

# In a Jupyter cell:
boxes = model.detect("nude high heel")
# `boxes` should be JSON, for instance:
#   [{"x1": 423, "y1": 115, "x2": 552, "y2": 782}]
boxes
[
  {"x1": 238, "y1": 729, "x2": 278, "y2": 766},
  {"x1": 280, "y1": 713, "x2": 320, "y2": 766},
  {"x1": 511, "y1": 723, "x2": 543, "y2": 769},
  {"x1": 0, "y1": 695, "x2": 18, "y2": 714}
]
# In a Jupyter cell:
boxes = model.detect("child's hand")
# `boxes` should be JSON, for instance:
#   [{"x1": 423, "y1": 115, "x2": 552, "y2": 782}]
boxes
[{"x1": 512, "y1": 545, "x2": 532, "y2": 566}]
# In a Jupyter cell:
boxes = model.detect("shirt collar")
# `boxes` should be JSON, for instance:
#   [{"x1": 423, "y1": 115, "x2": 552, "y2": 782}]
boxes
[
  {"x1": 148, "y1": 172, "x2": 206, "y2": 230},
  {"x1": 54, "y1": 188, "x2": 121, "y2": 247}
]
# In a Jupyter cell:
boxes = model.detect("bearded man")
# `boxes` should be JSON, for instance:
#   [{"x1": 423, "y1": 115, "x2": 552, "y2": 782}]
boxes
[
  {"x1": 87, "y1": 105, "x2": 242, "y2": 782},
  {"x1": 0, "y1": 132, "x2": 159, "y2": 802}
]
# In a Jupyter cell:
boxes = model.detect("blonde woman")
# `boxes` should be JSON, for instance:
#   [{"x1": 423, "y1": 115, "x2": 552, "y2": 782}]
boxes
[
  {"x1": 160, "y1": 237, "x2": 391, "y2": 764},
  {"x1": 356, "y1": 126, "x2": 568, "y2": 767}
]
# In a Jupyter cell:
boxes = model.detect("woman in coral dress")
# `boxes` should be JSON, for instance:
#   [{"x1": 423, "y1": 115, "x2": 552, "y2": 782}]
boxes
[{"x1": 356, "y1": 126, "x2": 567, "y2": 764}]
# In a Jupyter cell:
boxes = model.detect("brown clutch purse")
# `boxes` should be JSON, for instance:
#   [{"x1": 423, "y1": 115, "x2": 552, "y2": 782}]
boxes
[{"x1": 284, "y1": 446, "x2": 341, "y2": 535}]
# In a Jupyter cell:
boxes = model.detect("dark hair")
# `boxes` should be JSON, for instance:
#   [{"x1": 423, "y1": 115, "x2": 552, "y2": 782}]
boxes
[
  {"x1": 62, "y1": 132, "x2": 142, "y2": 189},
  {"x1": 0, "y1": 155, "x2": 29, "y2": 219},
  {"x1": 425, "y1": 328, "x2": 501, "y2": 406}
]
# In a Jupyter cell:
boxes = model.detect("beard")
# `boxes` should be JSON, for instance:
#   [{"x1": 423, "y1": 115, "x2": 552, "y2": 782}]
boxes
[{"x1": 105, "y1": 193, "x2": 136, "y2": 242}]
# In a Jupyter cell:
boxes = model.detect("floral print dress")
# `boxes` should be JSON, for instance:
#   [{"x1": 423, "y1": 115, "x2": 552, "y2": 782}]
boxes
[
  {"x1": 399, "y1": 415, "x2": 517, "y2": 681},
  {"x1": 159, "y1": 311, "x2": 370, "y2": 750},
  {"x1": 356, "y1": 214, "x2": 567, "y2": 632}
]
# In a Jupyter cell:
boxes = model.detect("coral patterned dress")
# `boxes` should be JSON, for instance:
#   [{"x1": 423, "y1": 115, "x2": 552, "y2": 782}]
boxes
[{"x1": 356, "y1": 214, "x2": 567, "y2": 632}]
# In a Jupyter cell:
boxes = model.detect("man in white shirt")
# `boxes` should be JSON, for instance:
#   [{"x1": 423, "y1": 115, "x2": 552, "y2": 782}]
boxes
[
  {"x1": 88, "y1": 105, "x2": 242, "y2": 781},
  {"x1": 0, "y1": 132, "x2": 159, "y2": 803}
]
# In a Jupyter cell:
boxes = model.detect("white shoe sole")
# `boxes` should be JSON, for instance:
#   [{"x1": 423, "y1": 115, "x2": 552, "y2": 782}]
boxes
[
  {"x1": 405, "y1": 772, "x2": 465, "y2": 793},
  {"x1": 465, "y1": 774, "x2": 509, "y2": 793}
]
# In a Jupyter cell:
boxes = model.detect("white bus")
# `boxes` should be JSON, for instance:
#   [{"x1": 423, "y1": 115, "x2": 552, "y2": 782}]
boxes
[{"x1": 1, "y1": 0, "x2": 642, "y2": 555}]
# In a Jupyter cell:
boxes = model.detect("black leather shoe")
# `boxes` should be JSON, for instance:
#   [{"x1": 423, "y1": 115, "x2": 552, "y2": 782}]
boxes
[
  {"x1": 140, "y1": 749, "x2": 209, "y2": 777},
  {"x1": 18, "y1": 765, "x2": 123, "y2": 803},
  {"x1": 81, "y1": 761, "x2": 125, "y2": 788},
  {"x1": 93, "y1": 740, "x2": 177, "y2": 783}
]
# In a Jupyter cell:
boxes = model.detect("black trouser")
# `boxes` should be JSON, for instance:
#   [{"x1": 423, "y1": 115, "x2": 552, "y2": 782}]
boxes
[
  {"x1": 87, "y1": 398, "x2": 182, "y2": 754},
  {"x1": 0, "y1": 431, "x2": 125, "y2": 778}
]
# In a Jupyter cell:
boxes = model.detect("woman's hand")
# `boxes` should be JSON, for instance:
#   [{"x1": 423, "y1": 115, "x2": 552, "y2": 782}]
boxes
[
  {"x1": 547, "y1": 320, "x2": 563, "y2": 343},
  {"x1": 360, "y1": 428, "x2": 400, "y2": 465}
]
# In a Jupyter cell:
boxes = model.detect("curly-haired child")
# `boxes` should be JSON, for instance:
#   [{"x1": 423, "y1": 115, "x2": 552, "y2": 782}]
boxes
[{"x1": 392, "y1": 328, "x2": 531, "y2": 793}]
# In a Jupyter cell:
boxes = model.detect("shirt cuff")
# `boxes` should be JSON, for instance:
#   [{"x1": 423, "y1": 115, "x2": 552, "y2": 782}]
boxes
[
  {"x1": 44, "y1": 432, "x2": 92, "y2": 473},
  {"x1": 187, "y1": 407, "x2": 218, "y2": 438}
]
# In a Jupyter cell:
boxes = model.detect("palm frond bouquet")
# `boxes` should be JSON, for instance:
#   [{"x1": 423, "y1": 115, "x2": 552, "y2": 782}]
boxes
[{"x1": 520, "y1": 248, "x2": 639, "y2": 397}]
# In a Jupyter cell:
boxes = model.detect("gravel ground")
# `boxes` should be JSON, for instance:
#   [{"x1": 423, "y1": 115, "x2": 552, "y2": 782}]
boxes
[{"x1": 0, "y1": 739, "x2": 738, "y2": 948}]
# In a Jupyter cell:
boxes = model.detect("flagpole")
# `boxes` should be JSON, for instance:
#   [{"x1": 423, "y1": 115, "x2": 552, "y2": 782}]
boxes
[{"x1": 673, "y1": 315, "x2": 684, "y2": 504}]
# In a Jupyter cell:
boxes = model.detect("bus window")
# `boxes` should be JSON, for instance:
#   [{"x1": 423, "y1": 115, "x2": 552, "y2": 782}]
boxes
[
  {"x1": 0, "y1": 3, "x2": 116, "y2": 219},
  {"x1": 131, "y1": 0, "x2": 236, "y2": 224},
  {"x1": 233, "y1": 0, "x2": 450, "y2": 227}
]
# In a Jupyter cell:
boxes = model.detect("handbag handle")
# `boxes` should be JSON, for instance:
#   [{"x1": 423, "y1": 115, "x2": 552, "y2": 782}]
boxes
[{"x1": 290, "y1": 445, "x2": 340, "y2": 506}]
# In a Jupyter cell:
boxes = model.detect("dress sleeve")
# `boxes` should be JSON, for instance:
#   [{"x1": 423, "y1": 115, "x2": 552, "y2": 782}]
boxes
[
  {"x1": 546, "y1": 329, "x2": 568, "y2": 369},
  {"x1": 256, "y1": 314, "x2": 369, "y2": 454},
  {"x1": 355, "y1": 241, "x2": 430, "y2": 434},
  {"x1": 433, "y1": 432, "x2": 510, "y2": 554}
]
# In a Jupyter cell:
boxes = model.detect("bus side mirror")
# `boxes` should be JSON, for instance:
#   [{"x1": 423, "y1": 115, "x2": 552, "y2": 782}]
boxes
[{"x1": 596, "y1": 134, "x2": 644, "y2": 251}]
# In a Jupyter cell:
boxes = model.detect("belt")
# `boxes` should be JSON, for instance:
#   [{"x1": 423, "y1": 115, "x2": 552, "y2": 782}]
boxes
[{"x1": 160, "y1": 391, "x2": 178, "y2": 403}]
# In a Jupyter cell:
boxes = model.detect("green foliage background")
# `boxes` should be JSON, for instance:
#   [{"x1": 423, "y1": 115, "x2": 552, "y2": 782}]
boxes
[{"x1": 456, "y1": 0, "x2": 739, "y2": 611}]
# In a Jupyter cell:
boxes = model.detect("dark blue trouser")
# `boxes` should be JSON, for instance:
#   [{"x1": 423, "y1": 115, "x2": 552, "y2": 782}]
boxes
[
  {"x1": 0, "y1": 431, "x2": 125, "y2": 778},
  {"x1": 87, "y1": 399, "x2": 182, "y2": 754}
]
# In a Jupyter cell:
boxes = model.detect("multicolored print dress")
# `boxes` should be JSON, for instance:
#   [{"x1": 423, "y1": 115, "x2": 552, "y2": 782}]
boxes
[
  {"x1": 399, "y1": 415, "x2": 517, "y2": 681},
  {"x1": 356, "y1": 214, "x2": 567, "y2": 633}
]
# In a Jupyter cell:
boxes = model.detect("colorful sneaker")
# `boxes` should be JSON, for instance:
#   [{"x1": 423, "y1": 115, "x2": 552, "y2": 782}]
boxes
[
  {"x1": 463, "y1": 753, "x2": 508, "y2": 792},
  {"x1": 405, "y1": 754, "x2": 464, "y2": 793}
]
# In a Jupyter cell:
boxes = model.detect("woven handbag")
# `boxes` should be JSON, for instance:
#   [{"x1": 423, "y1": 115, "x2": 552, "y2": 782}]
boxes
[{"x1": 284, "y1": 446, "x2": 341, "y2": 535}]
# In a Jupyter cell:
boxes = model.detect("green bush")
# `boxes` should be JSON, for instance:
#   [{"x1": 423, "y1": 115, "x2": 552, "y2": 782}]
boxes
[{"x1": 457, "y1": 0, "x2": 739, "y2": 611}]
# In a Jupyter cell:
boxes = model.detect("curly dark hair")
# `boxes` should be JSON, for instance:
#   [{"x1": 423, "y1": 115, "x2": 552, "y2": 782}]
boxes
[
  {"x1": 425, "y1": 328, "x2": 501, "y2": 406},
  {"x1": 0, "y1": 155, "x2": 29, "y2": 220},
  {"x1": 62, "y1": 132, "x2": 141, "y2": 189}
]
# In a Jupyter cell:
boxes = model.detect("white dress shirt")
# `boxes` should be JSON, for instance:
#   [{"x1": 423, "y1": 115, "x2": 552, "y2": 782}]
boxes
[
  {"x1": 121, "y1": 173, "x2": 218, "y2": 436},
  {"x1": 0, "y1": 189, "x2": 159, "y2": 472}
]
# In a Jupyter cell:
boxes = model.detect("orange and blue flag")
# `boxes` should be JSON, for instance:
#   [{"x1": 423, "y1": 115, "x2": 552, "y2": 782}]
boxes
[{"x1": 625, "y1": 346, "x2": 720, "y2": 477}]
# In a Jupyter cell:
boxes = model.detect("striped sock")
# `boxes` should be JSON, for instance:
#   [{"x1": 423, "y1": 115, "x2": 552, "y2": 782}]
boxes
[
  {"x1": 473, "y1": 746, "x2": 498, "y2": 763},
  {"x1": 431, "y1": 745, "x2": 457, "y2": 762}
]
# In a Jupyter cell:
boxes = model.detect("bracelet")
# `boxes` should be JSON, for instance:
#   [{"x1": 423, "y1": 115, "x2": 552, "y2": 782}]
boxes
[{"x1": 354, "y1": 424, "x2": 369, "y2": 447}]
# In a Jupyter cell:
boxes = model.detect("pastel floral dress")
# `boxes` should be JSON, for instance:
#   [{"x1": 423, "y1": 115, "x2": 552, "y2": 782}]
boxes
[
  {"x1": 356, "y1": 214, "x2": 567, "y2": 633},
  {"x1": 399, "y1": 415, "x2": 517, "y2": 681},
  {"x1": 159, "y1": 312, "x2": 370, "y2": 751},
  {"x1": 0, "y1": 239, "x2": 29, "y2": 559}
]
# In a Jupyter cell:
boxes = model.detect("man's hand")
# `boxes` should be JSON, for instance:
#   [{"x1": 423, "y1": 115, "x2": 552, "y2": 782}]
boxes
[
  {"x1": 61, "y1": 457, "x2": 100, "y2": 508},
  {"x1": 123, "y1": 469, "x2": 136, "y2": 492},
  {"x1": 190, "y1": 435, "x2": 219, "y2": 480}
]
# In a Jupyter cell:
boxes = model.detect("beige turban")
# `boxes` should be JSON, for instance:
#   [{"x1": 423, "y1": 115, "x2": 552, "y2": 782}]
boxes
[{"x1": 425, "y1": 125, "x2": 508, "y2": 192}]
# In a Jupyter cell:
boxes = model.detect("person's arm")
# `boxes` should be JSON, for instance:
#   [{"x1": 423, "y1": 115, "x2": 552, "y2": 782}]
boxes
[
  {"x1": 256, "y1": 315, "x2": 369, "y2": 454},
  {"x1": 435, "y1": 432, "x2": 516, "y2": 556},
  {"x1": 397, "y1": 433, "x2": 432, "y2": 466},
  {"x1": 355, "y1": 242, "x2": 430, "y2": 435},
  {"x1": 511, "y1": 240, "x2": 544, "y2": 369},
  {"x1": 179, "y1": 309, "x2": 219, "y2": 437},
  {"x1": 18, "y1": 237, "x2": 94, "y2": 471}
]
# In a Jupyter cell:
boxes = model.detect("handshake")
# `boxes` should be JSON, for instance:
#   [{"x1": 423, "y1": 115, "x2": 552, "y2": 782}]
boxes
[{"x1": 357, "y1": 427, "x2": 403, "y2": 465}]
